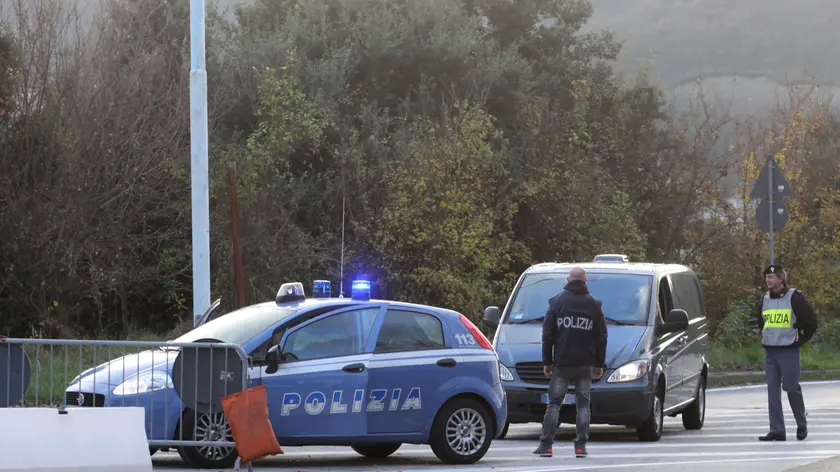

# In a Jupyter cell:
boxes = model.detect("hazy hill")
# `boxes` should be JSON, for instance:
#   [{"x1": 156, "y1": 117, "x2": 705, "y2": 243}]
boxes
[
  {"x1": 587, "y1": 0, "x2": 840, "y2": 88},
  {"x1": 3, "y1": 0, "x2": 839, "y2": 115},
  {"x1": 585, "y1": 0, "x2": 840, "y2": 114}
]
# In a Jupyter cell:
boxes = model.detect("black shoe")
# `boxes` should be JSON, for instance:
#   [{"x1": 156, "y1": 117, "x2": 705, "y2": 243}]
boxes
[
  {"x1": 531, "y1": 445, "x2": 553, "y2": 457},
  {"x1": 758, "y1": 432, "x2": 786, "y2": 441},
  {"x1": 574, "y1": 442, "x2": 588, "y2": 458},
  {"x1": 797, "y1": 426, "x2": 808, "y2": 440}
]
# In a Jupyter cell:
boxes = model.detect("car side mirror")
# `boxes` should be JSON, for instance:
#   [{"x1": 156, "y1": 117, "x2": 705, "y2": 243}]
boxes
[
  {"x1": 483, "y1": 306, "x2": 500, "y2": 329},
  {"x1": 264, "y1": 345, "x2": 281, "y2": 374},
  {"x1": 663, "y1": 309, "x2": 689, "y2": 333}
]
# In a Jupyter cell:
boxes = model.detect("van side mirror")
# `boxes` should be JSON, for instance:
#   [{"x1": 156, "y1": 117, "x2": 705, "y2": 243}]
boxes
[
  {"x1": 265, "y1": 345, "x2": 280, "y2": 374},
  {"x1": 663, "y1": 309, "x2": 689, "y2": 333},
  {"x1": 483, "y1": 306, "x2": 500, "y2": 329}
]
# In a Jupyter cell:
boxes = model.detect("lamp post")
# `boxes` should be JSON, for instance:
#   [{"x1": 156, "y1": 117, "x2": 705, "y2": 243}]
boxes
[{"x1": 190, "y1": 0, "x2": 210, "y2": 327}]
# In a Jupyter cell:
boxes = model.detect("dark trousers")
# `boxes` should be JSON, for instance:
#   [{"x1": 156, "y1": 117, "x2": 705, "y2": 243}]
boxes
[
  {"x1": 539, "y1": 365, "x2": 592, "y2": 448},
  {"x1": 764, "y1": 346, "x2": 807, "y2": 434}
]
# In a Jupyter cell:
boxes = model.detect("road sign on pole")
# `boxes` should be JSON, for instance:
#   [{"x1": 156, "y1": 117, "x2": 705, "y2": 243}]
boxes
[
  {"x1": 750, "y1": 155, "x2": 794, "y2": 265},
  {"x1": 755, "y1": 198, "x2": 789, "y2": 233},
  {"x1": 749, "y1": 155, "x2": 794, "y2": 200}
]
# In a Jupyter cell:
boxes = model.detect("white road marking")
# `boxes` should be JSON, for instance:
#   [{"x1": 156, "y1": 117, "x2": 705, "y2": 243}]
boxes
[
  {"x1": 510, "y1": 423, "x2": 839, "y2": 433},
  {"x1": 222, "y1": 439, "x2": 840, "y2": 458},
  {"x1": 667, "y1": 431, "x2": 836, "y2": 439},
  {"x1": 485, "y1": 456, "x2": 834, "y2": 472},
  {"x1": 688, "y1": 423, "x2": 840, "y2": 431},
  {"x1": 699, "y1": 417, "x2": 839, "y2": 424}
]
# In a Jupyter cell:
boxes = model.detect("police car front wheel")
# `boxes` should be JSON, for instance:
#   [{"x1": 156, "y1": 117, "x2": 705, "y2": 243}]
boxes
[
  {"x1": 177, "y1": 408, "x2": 238, "y2": 469},
  {"x1": 429, "y1": 398, "x2": 493, "y2": 464},
  {"x1": 351, "y1": 444, "x2": 402, "y2": 458}
]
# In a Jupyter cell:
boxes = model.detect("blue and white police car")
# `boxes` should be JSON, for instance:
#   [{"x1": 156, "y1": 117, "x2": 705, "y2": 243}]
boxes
[{"x1": 65, "y1": 280, "x2": 507, "y2": 468}]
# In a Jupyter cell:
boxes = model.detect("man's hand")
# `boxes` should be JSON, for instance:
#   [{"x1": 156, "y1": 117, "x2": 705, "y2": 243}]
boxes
[
  {"x1": 543, "y1": 365, "x2": 552, "y2": 378},
  {"x1": 591, "y1": 366, "x2": 604, "y2": 380}
]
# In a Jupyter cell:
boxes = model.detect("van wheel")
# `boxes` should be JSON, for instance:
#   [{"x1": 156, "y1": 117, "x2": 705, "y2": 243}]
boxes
[
  {"x1": 636, "y1": 389, "x2": 664, "y2": 442},
  {"x1": 682, "y1": 375, "x2": 706, "y2": 430},
  {"x1": 176, "y1": 409, "x2": 238, "y2": 469},
  {"x1": 498, "y1": 421, "x2": 510, "y2": 439},
  {"x1": 429, "y1": 398, "x2": 493, "y2": 464},
  {"x1": 352, "y1": 444, "x2": 401, "y2": 458}
]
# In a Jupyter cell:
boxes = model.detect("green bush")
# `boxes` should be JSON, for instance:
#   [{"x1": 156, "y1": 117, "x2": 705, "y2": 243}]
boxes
[
  {"x1": 814, "y1": 318, "x2": 840, "y2": 348},
  {"x1": 713, "y1": 296, "x2": 760, "y2": 348}
]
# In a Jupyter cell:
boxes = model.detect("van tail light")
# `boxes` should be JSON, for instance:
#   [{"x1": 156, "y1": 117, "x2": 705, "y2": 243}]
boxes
[{"x1": 459, "y1": 315, "x2": 494, "y2": 350}]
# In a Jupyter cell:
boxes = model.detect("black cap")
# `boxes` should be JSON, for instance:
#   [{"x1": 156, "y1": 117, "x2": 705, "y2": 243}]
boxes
[{"x1": 764, "y1": 264, "x2": 784, "y2": 276}]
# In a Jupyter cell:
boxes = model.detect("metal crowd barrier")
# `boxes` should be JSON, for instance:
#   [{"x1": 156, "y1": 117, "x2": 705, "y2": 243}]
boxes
[{"x1": 0, "y1": 337, "x2": 250, "y2": 461}]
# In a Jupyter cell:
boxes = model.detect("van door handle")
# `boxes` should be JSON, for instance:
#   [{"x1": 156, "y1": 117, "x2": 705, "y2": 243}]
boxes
[
  {"x1": 437, "y1": 358, "x2": 457, "y2": 368},
  {"x1": 343, "y1": 363, "x2": 366, "y2": 373}
]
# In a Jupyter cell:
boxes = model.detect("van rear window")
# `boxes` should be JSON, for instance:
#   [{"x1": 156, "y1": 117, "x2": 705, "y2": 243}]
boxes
[{"x1": 503, "y1": 273, "x2": 653, "y2": 325}]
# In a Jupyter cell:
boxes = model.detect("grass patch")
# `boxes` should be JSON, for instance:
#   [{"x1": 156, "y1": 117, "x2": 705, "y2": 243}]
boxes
[
  {"x1": 3, "y1": 331, "x2": 168, "y2": 407},
  {"x1": 708, "y1": 342, "x2": 840, "y2": 372}
]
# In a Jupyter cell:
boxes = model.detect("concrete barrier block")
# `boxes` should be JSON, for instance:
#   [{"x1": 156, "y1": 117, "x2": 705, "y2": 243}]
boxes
[{"x1": 0, "y1": 407, "x2": 153, "y2": 472}]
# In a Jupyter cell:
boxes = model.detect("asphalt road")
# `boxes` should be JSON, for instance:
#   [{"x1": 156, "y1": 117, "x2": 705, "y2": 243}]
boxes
[{"x1": 152, "y1": 381, "x2": 840, "y2": 472}]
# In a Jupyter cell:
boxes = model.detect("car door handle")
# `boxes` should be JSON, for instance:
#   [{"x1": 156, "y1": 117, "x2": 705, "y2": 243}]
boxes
[
  {"x1": 343, "y1": 363, "x2": 366, "y2": 373},
  {"x1": 437, "y1": 358, "x2": 457, "y2": 368}
]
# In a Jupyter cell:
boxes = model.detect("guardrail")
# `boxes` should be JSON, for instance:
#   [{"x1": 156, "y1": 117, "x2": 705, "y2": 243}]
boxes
[{"x1": 0, "y1": 337, "x2": 251, "y2": 467}]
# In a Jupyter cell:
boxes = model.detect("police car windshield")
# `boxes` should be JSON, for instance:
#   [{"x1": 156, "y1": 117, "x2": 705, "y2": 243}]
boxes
[
  {"x1": 172, "y1": 304, "x2": 299, "y2": 346},
  {"x1": 504, "y1": 272, "x2": 653, "y2": 325}
]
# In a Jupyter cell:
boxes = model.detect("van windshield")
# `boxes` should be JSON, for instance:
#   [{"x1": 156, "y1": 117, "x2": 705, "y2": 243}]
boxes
[{"x1": 503, "y1": 272, "x2": 653, "y2": 325}]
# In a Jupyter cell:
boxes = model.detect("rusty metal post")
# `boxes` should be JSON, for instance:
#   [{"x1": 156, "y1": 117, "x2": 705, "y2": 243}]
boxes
[{"x1": 228, "y1": 162, "x2": 246, "y2": 309}]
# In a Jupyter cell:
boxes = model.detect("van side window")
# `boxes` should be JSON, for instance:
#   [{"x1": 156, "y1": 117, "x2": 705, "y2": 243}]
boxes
[
  {"x1": 657, "y1": 276, "x2": 674, "y2": 327},
  {"x1": 669, "y1": 273, "x2": 705, "y2": 320}
]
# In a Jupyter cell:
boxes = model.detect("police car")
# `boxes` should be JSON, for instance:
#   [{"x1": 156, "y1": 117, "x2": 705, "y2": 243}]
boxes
[{"x1": 65, "y1": 280, "x2": 507, "y2": 468}]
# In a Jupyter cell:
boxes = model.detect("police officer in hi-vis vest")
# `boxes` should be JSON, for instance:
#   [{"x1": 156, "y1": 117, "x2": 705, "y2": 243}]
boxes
[{"x1": 756, "y1": 264, "x2": 819, "y2": 442}]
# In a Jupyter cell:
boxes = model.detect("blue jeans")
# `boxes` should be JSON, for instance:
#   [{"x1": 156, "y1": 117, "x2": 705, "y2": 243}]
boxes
[{"x1": 539, "y1": 366, "x2": 592, "y2": 448}]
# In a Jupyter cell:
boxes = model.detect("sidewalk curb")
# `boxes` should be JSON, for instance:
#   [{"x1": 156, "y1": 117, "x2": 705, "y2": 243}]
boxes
[
  {"x1": 711, "y1": 369, "x2": 840, "y2": 377},
  {"x1": 708, "y1": 379, "x2": 840, "y2": 393}
]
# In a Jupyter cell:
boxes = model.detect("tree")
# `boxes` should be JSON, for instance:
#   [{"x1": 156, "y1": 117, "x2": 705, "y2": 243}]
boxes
[{"x1": 374, "y1": 103, "x2": 525, "y2": 318}]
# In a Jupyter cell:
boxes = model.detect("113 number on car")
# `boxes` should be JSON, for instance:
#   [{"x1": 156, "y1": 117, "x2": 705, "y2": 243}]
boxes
[{"x1": 455, "y1": 333, "x2": 476, "y2": 346}]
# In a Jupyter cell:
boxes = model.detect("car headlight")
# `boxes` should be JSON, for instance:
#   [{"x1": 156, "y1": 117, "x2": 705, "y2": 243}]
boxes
[
  {"x1": 113, "y1": 370, "x2": 173, "y2": 396},
  {"x1": 607, "y1": 360, "x2": 650, "y2": 383},
  {"x1": 499, "y1": 362, "x2": 515, "y2": 382}
]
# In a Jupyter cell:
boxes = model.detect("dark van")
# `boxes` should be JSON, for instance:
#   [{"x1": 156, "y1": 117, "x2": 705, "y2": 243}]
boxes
[{"x1": 483, "y1": 255, "x2": 710, "y2": 442}]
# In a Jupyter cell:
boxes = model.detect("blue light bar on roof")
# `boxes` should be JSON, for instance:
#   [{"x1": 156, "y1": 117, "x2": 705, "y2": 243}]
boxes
[
  {"x1": 276, "y1": 282, "x2": 306, "y2": 304},
  {"x1": 351, "y1": 279, "x2": 371, "y2": 301},
  {"x1": 312, "y1": 280, "x2": 331, "y2": 298}
]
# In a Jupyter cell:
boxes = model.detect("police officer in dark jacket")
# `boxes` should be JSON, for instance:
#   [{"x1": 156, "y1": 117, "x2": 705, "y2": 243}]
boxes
[
  {"x1": 756, "y1": 264, "x2": 818, "y2": 442},
  {"x1": 532, "y1": 267, "x2": 608, "y2": 459}
]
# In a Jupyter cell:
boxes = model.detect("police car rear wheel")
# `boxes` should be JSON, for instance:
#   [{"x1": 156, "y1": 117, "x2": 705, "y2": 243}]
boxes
[
  {"x1": 177, "y1": 409, "x2": 238, "y2": 469},
  {"x1": 351, "y1": 444, "x2": 402, "y2": 458},
  {"x1": 430, "y1": 398, "x2": 493, "y2": 464}
]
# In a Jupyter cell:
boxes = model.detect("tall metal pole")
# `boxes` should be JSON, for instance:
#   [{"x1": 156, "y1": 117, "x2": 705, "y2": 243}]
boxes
[
  {"x1": 339, "y1": 196, "x2": 346, "y2": 298},
  {"x1": 190, "y1": 0, "x2": 210, "y2": 327},
  {"x1": 767, "y1": 156, "x2": 775, "y2": 265}
]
